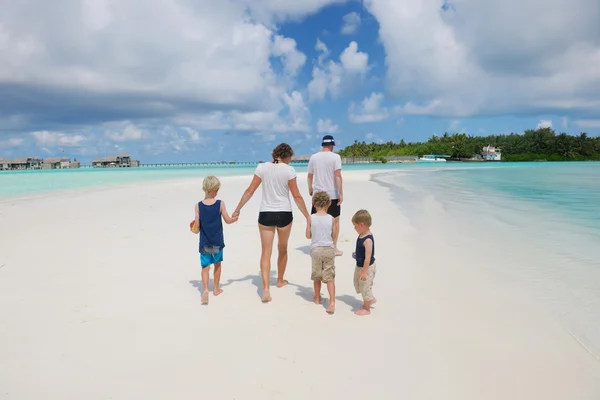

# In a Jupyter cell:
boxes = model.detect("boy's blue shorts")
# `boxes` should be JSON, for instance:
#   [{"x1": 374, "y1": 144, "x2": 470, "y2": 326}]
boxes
[{"x1": 200, "y1": 250, "x2": 224, "y2": 268}]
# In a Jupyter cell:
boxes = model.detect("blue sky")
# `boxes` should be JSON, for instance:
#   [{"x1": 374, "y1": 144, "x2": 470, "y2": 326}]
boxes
[{"x1": 1, "y1": 0, "x2": 599, "y2": 163}]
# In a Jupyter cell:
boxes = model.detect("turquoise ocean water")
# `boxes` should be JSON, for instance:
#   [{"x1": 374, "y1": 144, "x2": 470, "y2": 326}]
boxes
[
  {"x1": 374, "y1": 161, "x2": 600, "y2": 359},
  {"x1": 0, "y1": 162, "x2": 465, "y2": 200}
]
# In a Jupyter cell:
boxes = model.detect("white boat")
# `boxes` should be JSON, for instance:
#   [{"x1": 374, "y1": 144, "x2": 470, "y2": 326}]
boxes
[{"x1": 419, "y1": 154, "x2": 447, "y2": 162}]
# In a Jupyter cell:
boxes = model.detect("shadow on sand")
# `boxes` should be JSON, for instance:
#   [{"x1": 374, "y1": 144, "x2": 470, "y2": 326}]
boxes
[
  {"x1": 190, "y1": 271, "x2": 276, "y2": 300},
  {"x1": 190, "y1": 271, "x2": 366, "y2": 311},
  {"x1": 335, "y1": 294, "x2": 364, "y2": 311}
]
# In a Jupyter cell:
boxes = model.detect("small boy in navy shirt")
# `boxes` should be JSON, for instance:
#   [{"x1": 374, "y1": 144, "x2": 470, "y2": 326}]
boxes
[
  {"x1": 192, "y1": 176, "x2": 238, "y2": 304},
  {"x1": 351, "y1": 209, "x2": 377, "y2": 316}
]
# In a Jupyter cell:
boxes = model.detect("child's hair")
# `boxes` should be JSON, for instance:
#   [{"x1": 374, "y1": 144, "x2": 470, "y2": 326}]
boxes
[
  {"x1": 312, "y1": 191, "x2": 331, "y2": 209},
  {"x1": 352, "y1": 209, "x2": 372, "y2": 227},
  {"x1": 202, "y1": 176, "x2": 221, "y2": 194},
  {"x1": 272, "y1": 143, "x2": 294, "y2": 163}
]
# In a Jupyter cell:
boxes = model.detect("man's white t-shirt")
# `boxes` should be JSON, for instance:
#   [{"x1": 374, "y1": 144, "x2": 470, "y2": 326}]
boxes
[
  {"x1": 307, "y1": 151, "x2": 342, "y2": 199},
  {"x1": 254, "y1": 162, "x2": 297, "y2": 212},
  {"x1": 310, "y1": 214, "x2": 334, "y2": 249}
]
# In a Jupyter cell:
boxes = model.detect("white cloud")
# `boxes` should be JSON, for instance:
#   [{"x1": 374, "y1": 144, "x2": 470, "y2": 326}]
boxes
[
  {"x1": 349, "y1": 92, "x2": 390, "y2": 123},
  {"x1": 536, "y1": 120, "x2": 553, "y2": 130},
  {"x1": 364, "y1": 0, "x2": 600, "y2": 117},
  {"x1": 341, "y1": 12, "x2": 361, "y2": 35},
  {"x1": 448, "y1": 120, "x2": 460, "y2": 131},
  {"x1": 561, "y1": 117, "x2": 569, "y2": 129},
  {"x1": 315, "y1": 39, "x2": 329, "y2": 65},
  {"x1": 317, "y1": 119, "x2": 339, "y2": 134},
  {"x1": 271, "y1": 35, "x2": 307, "y2": 77},
  {"x1": 30, "y1": 131, "x2": 87, "y2": 147},
  {"x1": 308, "y1": 40, "x2": 370, "y2": 102},
  {"x1": 574, "y1": 119, "x2": 600, "y2": 128},
  {"x1": 103, "y1": 122, "x2": 146, "y2": 142},
  {"x1": 172, "y1": 91, "x2": 310, "y2": 134},
  {"x1": 181, "y1": 127, "x2": 205, "y2": 143},
  {"x1": 0, "y1": 0, "x2": 342, "y2": 138}
]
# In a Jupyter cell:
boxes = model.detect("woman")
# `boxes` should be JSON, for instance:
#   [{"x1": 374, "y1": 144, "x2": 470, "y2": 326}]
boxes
[{"x1": 232, "y1": 143, "x2": 310, "y2": 303}]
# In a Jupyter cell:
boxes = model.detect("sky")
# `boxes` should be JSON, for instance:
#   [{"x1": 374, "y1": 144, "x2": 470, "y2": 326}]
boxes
[{"x1": 1, "y1": 0, "x2": 600, "y2": 163}]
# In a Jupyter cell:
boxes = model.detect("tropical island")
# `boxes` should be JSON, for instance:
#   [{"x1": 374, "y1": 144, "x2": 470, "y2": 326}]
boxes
[{"x1": 337, "y1": 128, "x2": 600, "y2": 162}]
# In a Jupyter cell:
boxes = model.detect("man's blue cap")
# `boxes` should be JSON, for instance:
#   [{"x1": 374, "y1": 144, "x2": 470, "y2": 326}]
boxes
[{"x1": 321, "y1": 135, "x2": 335, "y2": 146}]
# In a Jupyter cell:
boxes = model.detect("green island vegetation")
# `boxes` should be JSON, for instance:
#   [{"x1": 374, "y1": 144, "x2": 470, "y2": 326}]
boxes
[{"x1": 338, "y1": 128, "x2": 600, "y2": 162}]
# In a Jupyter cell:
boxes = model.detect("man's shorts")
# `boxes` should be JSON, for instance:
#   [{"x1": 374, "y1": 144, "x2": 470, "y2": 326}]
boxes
[
  {"x1": 310, "y1": 246, "x2": 336, "y2": 282},
  {"x1": 311, "y1": 199, "x2": 341, "y2": 218},
  {"x1": 354, "y1": 263, "x2": 376, "y2": 301},
  {"x1": 200, "y1": 249, "x2": 224, "y2": 268}
]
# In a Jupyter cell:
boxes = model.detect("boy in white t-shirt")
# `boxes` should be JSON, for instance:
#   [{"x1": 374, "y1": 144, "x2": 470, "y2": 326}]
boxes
[{"x1": 306, "y1": 191, "x2": 336, "y2": 314}]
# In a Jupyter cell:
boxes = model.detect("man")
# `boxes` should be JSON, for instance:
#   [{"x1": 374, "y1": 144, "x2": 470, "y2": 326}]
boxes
[{"x1": 308, "y1": 134, "x2": 344, "y2": 256}]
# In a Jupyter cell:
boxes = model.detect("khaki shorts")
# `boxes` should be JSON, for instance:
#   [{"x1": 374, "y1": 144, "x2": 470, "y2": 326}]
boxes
[
  {"x1": 354, "y1": 263, "x2": 376, "y2": 301},
  {"x1": 310, "y1": 247, "x2": 336, "y2": 283}
]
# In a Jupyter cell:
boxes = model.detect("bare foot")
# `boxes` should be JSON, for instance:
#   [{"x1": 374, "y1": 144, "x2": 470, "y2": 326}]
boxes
[
  {"x1": 355, "y1": 309, "x2": 371, "y2": 316},
  {"x1": 201, "y1": 291, "x2": 209, "y2": 305},
  {"x1": 261, "y1": 290, "x2": 272, "y2": 303},
  {"x1": 214, "y1": 288, "x2": 224, "y2": 296},
  {"x1": 276, "y1": 280, "x2": 289, "y2": 288},
  {"x1": 371, "y1": 297, "x2": 377, "y2": 306},
  {"x1": 326, "y1": 302, "x2": 335, "y2": 314},
  {"x1": 314, "y1": 296, "x2": 321, "y2": 305},
  {"x1": 335, "y1": 249, "x2": 343, "y2": 256}
]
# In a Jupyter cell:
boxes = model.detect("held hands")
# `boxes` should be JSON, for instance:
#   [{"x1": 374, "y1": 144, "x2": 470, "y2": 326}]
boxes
[
  {"x1": 337, "y1": 194, "x2": 343, "y2": 206},
  {"x1": 232, "y1": 209, "x2": 240, "y2": 219}
]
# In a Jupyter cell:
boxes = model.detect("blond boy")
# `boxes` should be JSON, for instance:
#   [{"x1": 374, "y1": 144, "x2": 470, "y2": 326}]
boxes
[
  {"x1": 306, "y1": 192, "x2": 336, "y2": 314},
  {"x1": 193, "y1": 176, "x2": 238, "y2": 305},
  {"x1": 351, "y1": 209, "x2": 377, "y2": 316}
]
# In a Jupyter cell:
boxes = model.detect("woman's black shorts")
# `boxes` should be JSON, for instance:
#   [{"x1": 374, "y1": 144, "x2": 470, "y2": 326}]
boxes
[{"x1": 258, "y1": 211, "x2": 293, "y2": 228}]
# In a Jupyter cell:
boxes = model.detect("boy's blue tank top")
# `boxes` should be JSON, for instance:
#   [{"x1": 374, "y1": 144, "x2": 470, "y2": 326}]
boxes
[
  {"x1": 355, "y1": 234, "x2": 375, "y2": 267},
  {"x1": 198, "y1": 200, "x2": 225, "y2": 254}
]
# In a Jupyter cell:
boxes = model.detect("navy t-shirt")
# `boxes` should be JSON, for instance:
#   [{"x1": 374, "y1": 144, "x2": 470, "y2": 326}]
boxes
[{"x1": 355, "y1": 234, "x2": 375, "y2": 267}]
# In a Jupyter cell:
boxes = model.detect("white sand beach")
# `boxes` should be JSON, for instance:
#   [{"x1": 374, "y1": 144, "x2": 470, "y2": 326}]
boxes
[{"x1": 1, "y1": 170, "x2": 599, "y2": 400}]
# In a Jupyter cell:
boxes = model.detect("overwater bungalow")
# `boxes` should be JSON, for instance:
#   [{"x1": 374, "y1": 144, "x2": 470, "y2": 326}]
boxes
[
  {"x1": 10, "y1": 157, "x2": 43, "y2": 170},
  {"x1": 0, "y1": 157, "x2": 10, "y2": 171},
  {"x1": 92, "y1": 153, "x2": 139, "y2": 168},
  {"x1": 291, "y1": 155, "x2": 311, "y2": 163},
  {"x1": 42, "y1": 156, "x2": 72, "y2": 169}
]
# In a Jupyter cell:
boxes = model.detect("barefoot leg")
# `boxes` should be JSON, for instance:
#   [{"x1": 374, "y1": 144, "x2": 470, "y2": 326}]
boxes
[
  {"x1": 213, "y1": 262, "x2": 223, "y2": 295},
  {"x1": 258, "y1": 224, "x2": 276, "y2": 297},
  {"x1": 313, "y1": 281, "x2": 322, "y2": 304},
  {"x1": 326, "y1": 281, "x2": 336, "y2": 313},
  {"x1": 275, "y1": 222, "x2": 292, "y2": 287},
  {"x1": 201, "y1": 265, "x2": 210, "y2": 303},
  {"x1": 261, "y1": 289, "x2": 272, "y2": 303},
  {"x1": 354, "y1": 299, "x2": 371, "y2": 315}
]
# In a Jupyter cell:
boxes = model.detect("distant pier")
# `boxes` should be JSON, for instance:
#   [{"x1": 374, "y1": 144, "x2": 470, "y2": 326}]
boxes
[{"x1": 140, "y1": 162, "x2": 258, "y2": 168}]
